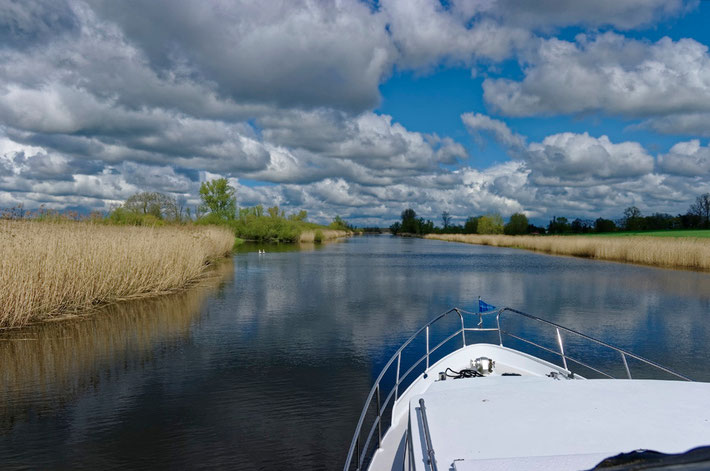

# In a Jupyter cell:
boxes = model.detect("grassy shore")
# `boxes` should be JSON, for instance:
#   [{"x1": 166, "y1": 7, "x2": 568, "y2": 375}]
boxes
[
  {"x1": 424, "y1": 233, "x2": 710, "y2": 271},
  {"x1": 0, "y1": 221, "x2": 234, "y2": 328}
]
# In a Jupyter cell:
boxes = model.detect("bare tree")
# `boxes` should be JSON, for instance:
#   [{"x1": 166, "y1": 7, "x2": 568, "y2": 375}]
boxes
[
  {"x1": 176, "y1": 195, "x2": 187, "y2": 221},
  {"x1": 161, "y1": 195, "x2": 180, "y2": 221},
  {"x1": 123, "y1": 192, "x2": 178, "y2": 220},
  {"x1": 623, "y1": 206, "x2": 644, "y2": 230},
  {"x1": 690, "y1": 193, "x2": 710, "y2": 227},
  {"x1": 442, "y1": 211, "x2": 451, "y2": 229}
]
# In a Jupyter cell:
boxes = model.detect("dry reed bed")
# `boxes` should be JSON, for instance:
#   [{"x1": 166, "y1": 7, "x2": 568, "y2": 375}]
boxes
[
  {"x1": 424, "y1": 233, "x2": 710, "y2": 271},
  {"x1": 298, "y1": 229, "x2": 350, "y2": 243},
  {"x1": 0, "y1": 221, "x2": 234, "y2": 327}
]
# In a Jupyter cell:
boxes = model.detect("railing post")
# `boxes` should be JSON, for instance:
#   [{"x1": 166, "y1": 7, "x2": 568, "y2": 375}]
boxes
[
  {"x1": 496, "y1": 311, "x2": 503, "y2": 346},
  {"x1": 426, "y1": 325, "x2": 430, "y2": 370},
  {"x1": 376, "y1": 385, "x2": 382, "y2": 447},
  {"x1": 395, "y1": 352, "x2": 401, "y2": 401},
  {"x1": 418, "y1": 398, "x2": 438, "y2": 471},
  {"x1": 456, "y1": 309, "x2": 466, "y2": 347},
  {"x1": 556, "y1": 328, "x2": 568, "y2": 372},
  {"x1": 355, "y1": 437, "x2": 360, "y2": 470},
  {"x1": 621, "y1": 352, "x2": 632, "y2": 379}
]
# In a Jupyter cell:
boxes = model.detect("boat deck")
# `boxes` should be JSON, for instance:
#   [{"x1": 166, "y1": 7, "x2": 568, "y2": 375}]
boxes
[
  {"x1": 369, "y1": 343, "x2": 576, "y2": 471},
  {"x1": 346, "y1": 306, "x2": 702, "y2": 471},
  {"x1": 409, "y1": 376, "x2": 710, "y2": 470}
]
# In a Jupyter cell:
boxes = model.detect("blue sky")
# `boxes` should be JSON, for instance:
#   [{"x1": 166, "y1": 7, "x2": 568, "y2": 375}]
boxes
[
  {"x1": 379, "y1": 1, "x2": 710, "y2": 168},
  {"x1": 1, "y1": 0, "x2": 710, "y2": 226}
]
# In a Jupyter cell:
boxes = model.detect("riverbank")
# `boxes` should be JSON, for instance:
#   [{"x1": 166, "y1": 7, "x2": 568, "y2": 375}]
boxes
[
  {"x1": 424, "y1": 233, "x2": 710, "y2": 271},
  {"x1": 298, "y1": 229, "x2": 350, "y2": 243},
  {"x1": 0, "y1": 220, "x2": 235, "y2": 328},
  {"x1": 202, "y1": 206, "x2": 357, "y2": 243}
]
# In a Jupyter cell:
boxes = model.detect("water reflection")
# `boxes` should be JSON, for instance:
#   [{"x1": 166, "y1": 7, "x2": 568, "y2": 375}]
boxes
[
  {"x1": 0, "y1": 259, "x2": 234, "y2": 433},
  {"x1": 1, "y1": 235, "x2": 709, "y2": 470},
  {"x1": 232, "y1": 238, "x2": 347, "y2": 255}
]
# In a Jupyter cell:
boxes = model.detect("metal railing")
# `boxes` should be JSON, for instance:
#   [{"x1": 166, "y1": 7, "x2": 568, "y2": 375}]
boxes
[
  {"x1": 343, "y1": 305, "x2": 692, "y2": 471},
  {"x1": 417, "y1": 399, "x2": 437, "y2": 471}
]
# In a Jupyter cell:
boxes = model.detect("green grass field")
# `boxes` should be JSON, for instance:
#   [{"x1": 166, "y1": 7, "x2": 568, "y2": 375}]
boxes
[{"x1": 581, "y1": 230, "x2": 710, "y2": 238}]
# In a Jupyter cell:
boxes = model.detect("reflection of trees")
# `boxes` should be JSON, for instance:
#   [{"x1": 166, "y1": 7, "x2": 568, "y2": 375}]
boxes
[{"x1": 0, "y1": 259, "x2": 234, "y2": 432}]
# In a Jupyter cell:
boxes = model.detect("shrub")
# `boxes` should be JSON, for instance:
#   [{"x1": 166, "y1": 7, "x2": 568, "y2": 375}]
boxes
[
  {"x1": 314, "y1": 229, "x2": 324, "y2": 244},
  {"x1": 478, "y1": 214, "x2": 504, "y2": 234}
]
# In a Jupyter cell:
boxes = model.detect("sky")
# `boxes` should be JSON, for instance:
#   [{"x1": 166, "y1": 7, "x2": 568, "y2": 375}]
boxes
[{"x1": 1, "y1": 0, "x2": 710, "y2": 226}]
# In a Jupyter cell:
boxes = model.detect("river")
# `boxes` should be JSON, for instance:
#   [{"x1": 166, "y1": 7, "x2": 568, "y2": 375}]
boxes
[{"x1": 1, "y1": 235, "x2": 709, "y2": 469}]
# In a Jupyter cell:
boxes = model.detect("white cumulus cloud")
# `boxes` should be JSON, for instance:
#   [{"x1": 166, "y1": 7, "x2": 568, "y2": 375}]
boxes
[
  {"x1": 483, "y1": 32, "x2": 710, "y2": 118},
  {"x1": 658, "y1": 139, "x2": 710, "y2": 176}
]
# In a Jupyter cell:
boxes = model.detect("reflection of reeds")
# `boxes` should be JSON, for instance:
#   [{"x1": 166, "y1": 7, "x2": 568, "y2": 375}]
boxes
[
  {"x1": 298, "y1": 229, "x2": 349, "y2": 243},
  {"x1": 0, "y1": 221, "x2": 234, "y2": 327},
  {"x1": 425, "y1": 234, "x2": 710, "y2": 271},
  {"x1": 0, "y1": 259, "x2": 233, "y2": 432}
]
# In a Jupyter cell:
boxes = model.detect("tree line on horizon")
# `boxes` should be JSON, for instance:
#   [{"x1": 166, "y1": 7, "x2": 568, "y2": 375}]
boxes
[{"x1": 389, "y1": 193, "x2": 710, "y2": 236}]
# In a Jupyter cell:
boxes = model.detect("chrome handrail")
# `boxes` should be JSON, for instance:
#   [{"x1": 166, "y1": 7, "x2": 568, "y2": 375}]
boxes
[
  {"x1": 343, "y1": 307, "x2": 465, "y2": 471},
  {"x1": 496, "y1": 307, "x2": 692, "y2": 382},
  {"x1": 418, "y1": 398, "x2": 437, "y2": 471},
  {"x1": 343, "y1": 305, "x2": 692, "y2": 471}
]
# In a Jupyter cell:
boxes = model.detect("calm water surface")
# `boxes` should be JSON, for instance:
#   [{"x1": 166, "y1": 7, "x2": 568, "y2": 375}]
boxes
[{"x1": 1, "y1": 235, "x2": 709, "y2": 469}]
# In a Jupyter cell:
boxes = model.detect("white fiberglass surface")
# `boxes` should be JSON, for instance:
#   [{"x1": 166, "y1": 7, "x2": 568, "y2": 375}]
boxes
[
  {"x1": 390, "y1": 343, "x2": 575, "y2": 425},
  {"x1": 409, "y1": 377, "x2": 710, "y2": 471}
]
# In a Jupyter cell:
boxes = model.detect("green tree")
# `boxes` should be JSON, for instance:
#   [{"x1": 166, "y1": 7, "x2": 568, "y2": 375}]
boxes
[
  {"x1": 199, "y1": 178, "x2": 236, "y2": 220},
  {"x1": 419, "y1": 218, "x2": 434, "y2": 234},
  {"x1": 289, "y1": 210, "x2": 308, "y2": 221},
  {"x1": 400, "y1": 208, "x2": 419, "y2": 234},
  {"x1": 548, "y1": 216, "x2": 571, "y2": 234},
  {"x1": 478, "y1": 214, "x2": 504, "y2": 234},
  {"x1": 594, "y1": 218, "x2": 616, "y2": 233},
  {"x1": 463, "y1": 216, "x2": 480, "y2": 234},
  {"x1": 330, "y1": 215, "x2": 351, "y2": 231},
  {"x1": 644, "y1": 213, "x2": 675, "y2": 230},
  {"x1": 570, "y1": 218, "x2": 592, "y2": 233},
  {"x1": 504, "y1": 213, "x2": 528, "y2": 235}
]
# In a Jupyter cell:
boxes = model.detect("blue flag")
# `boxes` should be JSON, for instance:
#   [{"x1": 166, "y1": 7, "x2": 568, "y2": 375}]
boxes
[{"x1": 479, "y1": 299, "x2": 496, "y2": 313}]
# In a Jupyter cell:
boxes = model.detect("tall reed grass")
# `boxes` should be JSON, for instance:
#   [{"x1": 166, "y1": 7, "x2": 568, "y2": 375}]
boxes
[
  {"x1": 0, "y1": 221, "x2": 234, "y2": 327},
  {"x1": 298, "y1": 229, "x2": 349, "y2": 243},
  {"x1": 424, "y1": 233, "x2": 710, "y2": 271}
]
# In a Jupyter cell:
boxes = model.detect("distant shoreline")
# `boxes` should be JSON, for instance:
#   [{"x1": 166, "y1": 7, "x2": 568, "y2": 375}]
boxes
[{"x1": 423, "y1": 233, "x2": 710, "y2": 272}]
